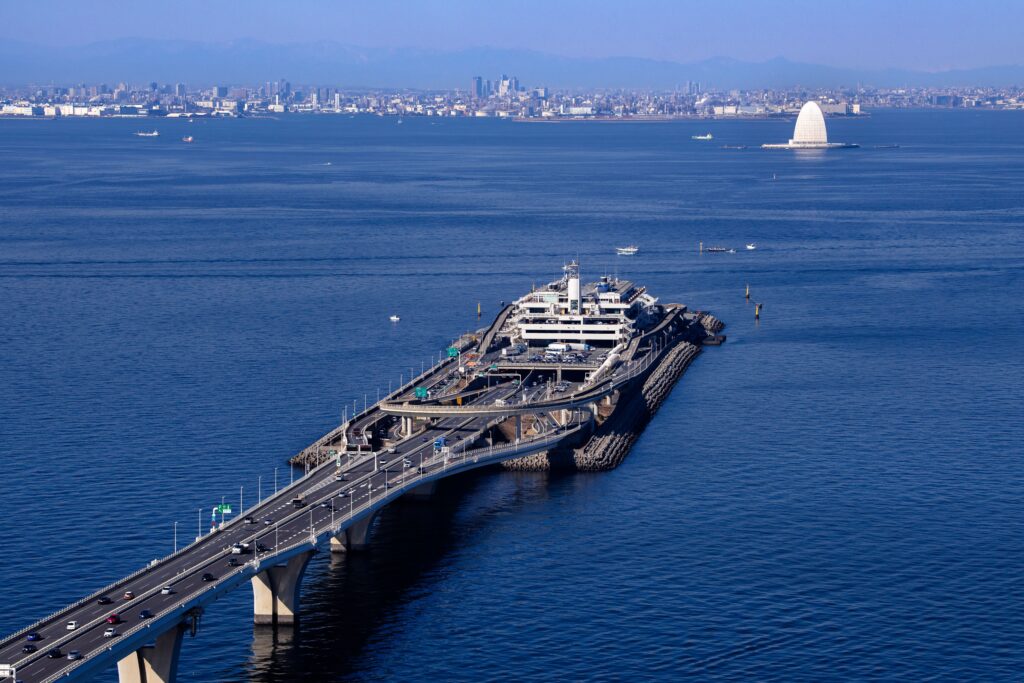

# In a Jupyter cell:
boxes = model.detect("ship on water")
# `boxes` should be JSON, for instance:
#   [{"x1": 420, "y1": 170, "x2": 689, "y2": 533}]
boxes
[
  {"x1": 295, "y1": 261, "x2": 725, "y2": 473},
  {"x1": 692, "y1": 133, "x2": 714, "y2": 141},
  {"x1": 615, "y1": 245, "x2": 639, "y2": 255},
  {"x1": 134, "y1": 130, "x2": 159, "y2": 137}
]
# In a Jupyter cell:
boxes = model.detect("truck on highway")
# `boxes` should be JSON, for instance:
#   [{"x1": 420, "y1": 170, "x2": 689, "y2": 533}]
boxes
[
  {"x1": 433, "y1": 436, "x2": 447, "y2": 451},
  {"x1": 502, "y1": 343, "x2": 527, "y2": 357},
  {"x1": 291, "y1": 495, "x2": 306, "y2": 509}
]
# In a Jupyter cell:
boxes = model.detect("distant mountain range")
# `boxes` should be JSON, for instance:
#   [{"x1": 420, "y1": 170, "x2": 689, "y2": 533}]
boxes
[{"x1": 2, "y1": 38, "x2": 1023, "y2": 89}]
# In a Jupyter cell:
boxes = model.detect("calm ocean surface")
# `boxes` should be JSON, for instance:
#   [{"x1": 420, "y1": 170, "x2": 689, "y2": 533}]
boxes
[{"x1": 1, "y1": 110, "x2": 1022, "y2": 681}]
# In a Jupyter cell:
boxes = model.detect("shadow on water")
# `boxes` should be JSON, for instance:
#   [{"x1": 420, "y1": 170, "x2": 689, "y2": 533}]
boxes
[{"x1": 242, "y1": 466, "x2": 555, "y2": 682}]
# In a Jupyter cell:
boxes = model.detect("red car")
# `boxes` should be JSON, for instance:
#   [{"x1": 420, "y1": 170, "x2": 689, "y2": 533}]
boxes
[{"x1": 106, "y1": 614, "x2": 121, "y2": 624}]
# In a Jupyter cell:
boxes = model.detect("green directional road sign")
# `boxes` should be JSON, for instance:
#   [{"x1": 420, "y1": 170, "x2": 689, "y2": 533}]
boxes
[
  {"x1": 415, "y1": 387, "x2": 428, "y2": 398},
  {"x1": 217, "y1": 504, "x2": 232, "y2": 514},
  {"x1": 447, "y1": 346, "x2": 459, "y2": 358}
]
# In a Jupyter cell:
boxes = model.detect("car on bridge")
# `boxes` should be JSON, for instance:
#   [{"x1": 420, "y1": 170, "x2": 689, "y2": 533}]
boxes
[
  {"x1": 106, "y1": 614, "x2": 121, "y2": 624},
  {"x1": 25, "y1": 632, "x2": 41, "y2": 641},
  {"x1": 22, "y1": 644, "x2": 36, "y2": 653},
  {"x1": 97, "y1": 595, "x2": 112, "y2": 605},
  {"x1": 66, "y1": 620, "x2": 78, "y2": 630},
  {"x1": 123, "y1": 590, "x2": 135, "y2": 600},
  {"x1": 138, "y1": 610, "x2": 153, "y2": 619},
  {"x1": 103, "y1": 627, "x2": 118, "y2": 638},
  {"x1": 46, "y1": 648, "x2": 62, "y2": 659},
  {"x1": 67, "y1": 650, "x2": 82, "y2": 660}
]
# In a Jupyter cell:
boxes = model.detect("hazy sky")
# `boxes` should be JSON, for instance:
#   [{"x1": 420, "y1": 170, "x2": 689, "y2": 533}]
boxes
[{"x1": 3, "y1": 0, "x2": 1022, "y2": 70}]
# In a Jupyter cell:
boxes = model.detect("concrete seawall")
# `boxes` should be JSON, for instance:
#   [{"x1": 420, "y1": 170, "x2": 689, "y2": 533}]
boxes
[{"x1": 501, "y1": 339, "x2": 703, "y2": 472}]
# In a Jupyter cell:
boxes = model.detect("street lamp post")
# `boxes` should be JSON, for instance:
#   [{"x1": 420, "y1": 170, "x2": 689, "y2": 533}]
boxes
[
  {"x1": 173, "y1": 521, "x2": 178, "y2": 553},
  {"x1": 274, "y1": 467, "x2": 279, "y2": 495},
  {"x1": 258, "y1": 475, "x2": 262, "y2": 503}
]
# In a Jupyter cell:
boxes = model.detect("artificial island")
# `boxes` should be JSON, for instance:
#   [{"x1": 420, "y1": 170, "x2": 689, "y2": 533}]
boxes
[{"x1": 0, "y1": 263, "x2": 724, "y2": 683}]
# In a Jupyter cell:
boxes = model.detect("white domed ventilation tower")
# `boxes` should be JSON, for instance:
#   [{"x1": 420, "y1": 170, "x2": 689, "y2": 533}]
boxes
[
  {"x1": 790, "y1": 101, "x2": 828, "y2": 145},
  {"x1": 762, "y1": 101, "x2": 858, "y2": 149}
]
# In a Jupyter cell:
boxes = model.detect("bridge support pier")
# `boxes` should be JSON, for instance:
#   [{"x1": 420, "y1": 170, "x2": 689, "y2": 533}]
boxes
[
  {"x1": 515, "y1": 415, "x2": 522, "y2": 441},
  {"x1": 116, "y1": 623, "x2": 186, "y2": 683},
  {"x1": 251, "y1": 550, "x2": 314, "y2": 625},
  {"x1": 330, "y1": 513, "x2": 378, "y2": 553}
]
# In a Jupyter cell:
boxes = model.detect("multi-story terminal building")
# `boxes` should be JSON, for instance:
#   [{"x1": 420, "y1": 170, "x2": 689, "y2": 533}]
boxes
[{"x1": 509, "y1": 262, "x2": 662, "y2": 348}]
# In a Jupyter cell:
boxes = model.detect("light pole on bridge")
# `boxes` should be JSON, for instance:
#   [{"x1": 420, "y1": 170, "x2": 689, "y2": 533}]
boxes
[{"x1": 173, "y1": 521, "x2": 178, "y2": 553}]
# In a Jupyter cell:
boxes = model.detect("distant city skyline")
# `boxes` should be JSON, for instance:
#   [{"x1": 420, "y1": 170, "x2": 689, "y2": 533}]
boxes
[{"x1": 3, "y1": 0, "x2": 1024, "y2": 72}]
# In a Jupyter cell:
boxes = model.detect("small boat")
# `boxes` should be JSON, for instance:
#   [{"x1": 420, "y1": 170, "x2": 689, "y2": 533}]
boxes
[
  {"x1": 615, "y1": 245, "x2": 639, "y2": 256},
  {"x1": 135, "y1": 130, "x2": 159, "y2": 137},
  {"x1": 692, "y1": 133, "x2": 713, "y2": 141},
  {"x1": 181, "y1": 136, "x2": 194, "y2": 143},
  {"x1": 746, "y1": 243, "x2": 757, "y2": 250},
  {"x1": 389, "y1": 315, "x2": 401, "y2": 322},
  {"x1": 721, "y1": 144, "x2": 747, "y2": 149},
  {"x1": 705, "y1": 246, "x2": 730, "y2": 253}
]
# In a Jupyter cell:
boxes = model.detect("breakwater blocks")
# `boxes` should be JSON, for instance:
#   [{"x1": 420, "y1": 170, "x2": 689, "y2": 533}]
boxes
[{"x1": 502, "y1": 340, "x2": 704, "y2": 472}]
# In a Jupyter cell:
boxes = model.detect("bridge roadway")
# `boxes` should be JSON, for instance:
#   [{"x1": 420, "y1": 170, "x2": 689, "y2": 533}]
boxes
[
  {"x1": 1, "y1": 381, "x2": 581, "y2": 683},
  {"x1": 316, "y1": 304, "x2": 514, "y2": 457},
  {"x1": 380, "y1": 346, "x2": 660, "y2": 419}
]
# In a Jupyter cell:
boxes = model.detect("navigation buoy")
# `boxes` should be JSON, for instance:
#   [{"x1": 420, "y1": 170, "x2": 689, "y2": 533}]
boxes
[
  {"x1": 477, "y1": 301, "x2": 482, "y2": 318},
  {"x1": 755, "y1": 303, "x2": 761, "y2": 319}
]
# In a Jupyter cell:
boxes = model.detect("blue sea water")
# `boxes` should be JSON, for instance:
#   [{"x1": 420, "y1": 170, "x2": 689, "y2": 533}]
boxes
[{"x1": 0, "y1": 110, "x2": 1022, "y2": 681}]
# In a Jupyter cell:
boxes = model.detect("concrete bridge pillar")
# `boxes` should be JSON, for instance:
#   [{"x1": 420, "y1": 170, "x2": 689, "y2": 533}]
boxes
[
  {"x1": 330, "y1": 513, "x2": 378, "y2": 553},
  {"x1": 251, "y1": 549, "x2": 315, "y2": 625},
  {"x1": 515, "y1": 414, "x2": 522, "y2": 441},
  {"x1": 116, "y1": 623, "x2": 186, "y2": 683}
]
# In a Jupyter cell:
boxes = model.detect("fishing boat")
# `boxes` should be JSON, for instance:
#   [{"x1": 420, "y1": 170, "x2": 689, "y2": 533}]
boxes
[
  {"x1": 746, "y1": 243, "x2": 757, "y2": 250},
  {"x1": 615, "y1": 245, "x2": 639, "y2": 256},
  {"x1": 692, "y1": 133, "x2": 713, "y2": 141},
  {"x1": 389, "y1": 315, "x2": 401, "y2": 322},
  {"x1": 181, "y1": 136, "x2": 194, "y2": 143},
  {"x1": 135, "y1": 130, "x2": 159, "y2": 137}
]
